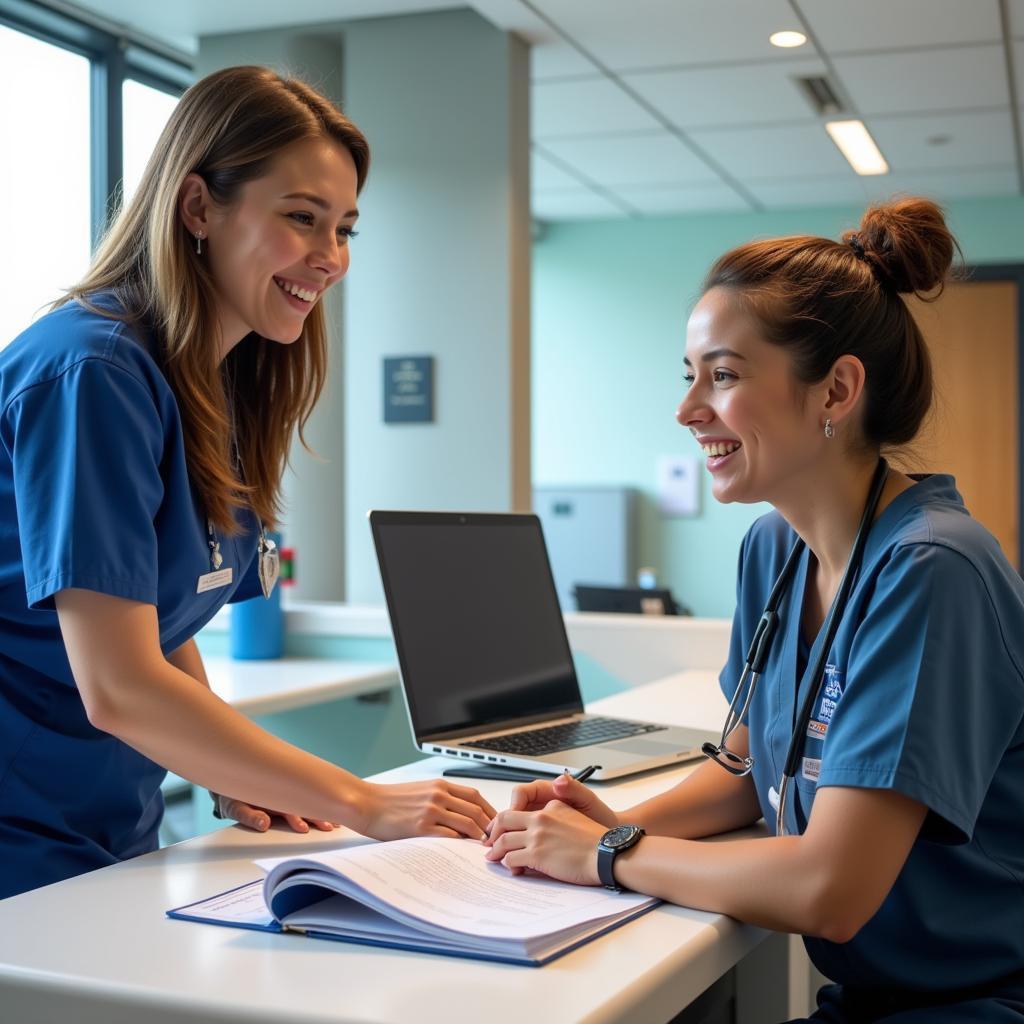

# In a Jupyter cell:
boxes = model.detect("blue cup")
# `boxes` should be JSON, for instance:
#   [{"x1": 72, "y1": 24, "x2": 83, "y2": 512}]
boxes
[{"x1": 230, "y1": 532, "x2": 284, "y2": 660}]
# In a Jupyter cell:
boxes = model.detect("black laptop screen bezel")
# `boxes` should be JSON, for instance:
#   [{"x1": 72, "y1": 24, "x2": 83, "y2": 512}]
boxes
[{"x1": 369, "y1": 510, "x2": 585, "y2": 741}]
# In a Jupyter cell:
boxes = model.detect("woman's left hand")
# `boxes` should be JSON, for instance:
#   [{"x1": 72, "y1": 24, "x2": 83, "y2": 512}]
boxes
[
  {"x1": 214, "y1": 794, "x2": 338, "y2": 834},
  {"x1": 483, "y1": 800, "x2": 607, "y2": 885}
]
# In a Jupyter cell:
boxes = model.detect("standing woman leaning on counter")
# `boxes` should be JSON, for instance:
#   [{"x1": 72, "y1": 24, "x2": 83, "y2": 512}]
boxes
[
  {"x1": 486, "y1": 199, "x2": 1024, "y2": 1022},
  {"x1": 0, "y1": 65, "x2": 494, "y2": 901}
]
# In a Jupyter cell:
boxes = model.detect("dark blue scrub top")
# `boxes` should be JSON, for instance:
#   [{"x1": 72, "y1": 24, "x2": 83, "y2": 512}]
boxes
[
  {"x1": 0, "y1": 297, "x2": 262, "y2": 900},
  {"x1": 721, "y1": 476, "x2": 1024, "y2": 995}
]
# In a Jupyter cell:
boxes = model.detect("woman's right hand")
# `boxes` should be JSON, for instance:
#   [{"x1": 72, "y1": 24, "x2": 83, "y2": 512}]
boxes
[
  {"x1": 498, "y1": 774, "x2": 620, "y2": 830},
  {"x1": 353, "y1": 779, "x2": 497, "y2": 841}
]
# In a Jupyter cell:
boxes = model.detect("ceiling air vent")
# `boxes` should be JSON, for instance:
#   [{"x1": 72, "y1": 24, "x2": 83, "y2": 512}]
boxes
[{"x1": 795, "y1": 75, "x2": 845, "y2": 117}]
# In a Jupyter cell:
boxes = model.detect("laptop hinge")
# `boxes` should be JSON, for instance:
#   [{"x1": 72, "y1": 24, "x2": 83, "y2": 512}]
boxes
[{"x1": 422, "y1": 707, "x2": 584, "y2": 743}]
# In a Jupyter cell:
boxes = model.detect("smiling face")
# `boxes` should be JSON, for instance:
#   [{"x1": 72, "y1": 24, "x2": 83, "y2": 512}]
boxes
[
  {"x1": 677, "y1": 287, "x2": 828, "y2": 506},
  {"x1": 194, "y1": 135, "x2": 359, "y2": 355}
]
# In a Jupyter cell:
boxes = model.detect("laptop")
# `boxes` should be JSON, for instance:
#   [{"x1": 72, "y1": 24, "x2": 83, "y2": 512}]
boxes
[{"x1": 369, "y1": 510, "x2": 715, "y2": 781}]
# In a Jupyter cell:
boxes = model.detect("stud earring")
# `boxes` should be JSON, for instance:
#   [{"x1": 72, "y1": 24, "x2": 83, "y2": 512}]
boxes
[
  {"x1": 824, "y1": 418, "x2": 835, "y2": 439},
  {"x1": 195, "y1": 231, "x2": 204, "y2": 255}
]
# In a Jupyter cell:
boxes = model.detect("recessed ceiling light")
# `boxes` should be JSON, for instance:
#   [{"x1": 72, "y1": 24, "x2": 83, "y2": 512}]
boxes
[
  {"x1": 825, "y1": 120, "x2": 889, "y2": 176},
  {"x1": 770, "y1": 30, "x2": 807, "y2": 48}
]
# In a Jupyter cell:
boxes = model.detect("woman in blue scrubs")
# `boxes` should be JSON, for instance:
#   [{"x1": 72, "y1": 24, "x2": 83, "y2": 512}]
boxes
[
  {"x1": 0, "y1": 65, "x2": 494, "y2": 901},
  {"x1": 485, "y1": 198, "x2": 1024, "y2": 1021}
]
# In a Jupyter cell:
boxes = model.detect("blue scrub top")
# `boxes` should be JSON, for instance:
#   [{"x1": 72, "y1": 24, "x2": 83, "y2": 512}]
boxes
[
  {"x1": 0, "y1": 297, "x2": 262, "y2": 900},
  {"x1": 721, "y1": 475, "x2": 1024, "y2": 994}
]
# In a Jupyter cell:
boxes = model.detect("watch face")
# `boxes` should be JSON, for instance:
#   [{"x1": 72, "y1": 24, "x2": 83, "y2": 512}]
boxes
[{"x1": 602, "y1": 825, "x2": 640, "y2": 849}]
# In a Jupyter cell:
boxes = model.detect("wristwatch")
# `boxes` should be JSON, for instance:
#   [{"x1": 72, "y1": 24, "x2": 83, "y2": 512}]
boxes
[{"x1": 597, "y1": 824, "x2": 645, "y2": 892}]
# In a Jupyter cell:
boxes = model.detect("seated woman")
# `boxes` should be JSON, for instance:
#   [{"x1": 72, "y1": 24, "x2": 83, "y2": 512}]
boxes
[
  {"x1": 0, "y1": 65, "x2": 493, "y2": 902},
  {"x1": 485, "y1": 197, "x2": 1024, "y2": 1022}
]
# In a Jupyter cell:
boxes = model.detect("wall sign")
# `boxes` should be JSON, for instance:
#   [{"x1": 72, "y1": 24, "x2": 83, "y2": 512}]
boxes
[
  {"x1": 657, "y1": 453, "x2": 701, "y2": 516},
  {"x1": 384, "y1": 356, "x2": 434, "y2": 424}
]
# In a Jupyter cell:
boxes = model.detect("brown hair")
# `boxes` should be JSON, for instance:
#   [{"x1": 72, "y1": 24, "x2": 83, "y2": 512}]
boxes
[
  {"x1": 703, "y1": 197, "x2": 960, "y2": 449},
  {"x1": 60, "y1": 65, "x2": 370, "y2": 533}
]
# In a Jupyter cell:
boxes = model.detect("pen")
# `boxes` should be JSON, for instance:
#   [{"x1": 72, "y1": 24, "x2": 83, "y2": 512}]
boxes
[{"x1": 570, "y1": 765, "x2": 600, "y2": 783}]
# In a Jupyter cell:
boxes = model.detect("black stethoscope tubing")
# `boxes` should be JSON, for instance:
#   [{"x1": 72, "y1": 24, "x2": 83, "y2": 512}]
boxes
[
  {"x1": 704, "y1": 457, "x2": 890, "y2": 836},
  {"x1": 776, "y1": 457, "x2": 890, "y2": 828}
]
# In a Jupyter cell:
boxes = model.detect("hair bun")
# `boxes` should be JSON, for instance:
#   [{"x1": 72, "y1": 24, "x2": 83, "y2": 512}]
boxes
[{"x1": 846, "y1": 197, "x2": 957, "y2": 295}]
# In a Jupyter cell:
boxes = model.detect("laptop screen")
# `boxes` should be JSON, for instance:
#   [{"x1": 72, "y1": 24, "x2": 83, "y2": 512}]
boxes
[{"x1": 371, "y1": 512, "x2": 582, "y2": 739}]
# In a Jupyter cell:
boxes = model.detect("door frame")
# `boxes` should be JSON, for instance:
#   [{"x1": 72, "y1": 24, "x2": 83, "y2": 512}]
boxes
[{"x1": 964, "y1": 263, "x2": 1024, "y2": 572}]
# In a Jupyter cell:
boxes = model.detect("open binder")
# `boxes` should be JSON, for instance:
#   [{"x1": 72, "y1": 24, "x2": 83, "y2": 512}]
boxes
[{"x1": 168, "y1": 835, "x2": 658, "y2": 967}]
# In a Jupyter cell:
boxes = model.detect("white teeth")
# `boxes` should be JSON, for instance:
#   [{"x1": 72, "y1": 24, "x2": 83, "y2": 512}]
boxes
[
  {"x1": 701, "y1": 441, "x2": 740, "y2": 457},
  {"x1": 275, "y1": 278, "x2": 317, "y2": 303}
]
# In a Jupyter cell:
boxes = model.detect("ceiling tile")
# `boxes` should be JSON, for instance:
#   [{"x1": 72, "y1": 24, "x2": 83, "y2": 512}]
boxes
[
  {"x1": 530, "y1": 42, "x2": 595, "y2": 80},
  {"x1": 531, "y1": 187, "x2": 629, "y2": 220},
  {"x1": 799, "y1": 0, "x2": 1001, "y2": 52},
  {"x1": 528, "y1": 0, "x2": 816, "y2": 71},
  {"x1": 622, "y1": 57, "x2": 827, "y2": 130},
  {"x1": 539, "y1": 132, "x2": 723, "y2": 187},
  {"x1": 471, "y1": 0, "x2": 598, "y2": 79},
  {"x1": 1009, "y1": 0, "x2": 1024, "y2": 37},
  {"x1": 608, "y1": 182, "x2": 751, "y2": 214},
  {"x1": 1013, "y1": 40, "x2": 1024, "y2": 97},
  {"x1": 869, "y1": 111, "x2": 1017, "y2": 172},
  {"x1": 532, "y1": 149, "x2": 585, "y2": 189},
  {"x1": 833, "y1": 45, "x2": 1009, "y2": 115},
  {"x1": 744, "y1": 175, "x2": 876, "y2": 210},
  {"x1": 689, "y1": 122, "x2": 850, "y2": 180},
  {"x1": 533, "y1": 77, "x2": 662, "y2": 137},
  {"x1": 876, "y1": 166, "x2": 1019, "y2": 201},
  {"x1": 746, "y1": 166, "x2": 1020, "y2": 211}
]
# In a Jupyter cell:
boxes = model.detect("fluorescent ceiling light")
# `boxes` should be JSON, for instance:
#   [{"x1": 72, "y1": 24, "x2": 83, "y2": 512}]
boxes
[
  {"x1": 825, "y1": 119, "x2": 889, "y2": 176},
  {"x1": 769, "y1": 30, "x2": 806, "y2": 48}
]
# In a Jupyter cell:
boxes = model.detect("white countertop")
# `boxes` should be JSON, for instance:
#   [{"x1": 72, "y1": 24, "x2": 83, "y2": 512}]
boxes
[
  {"x1": 204, "y1": 657, "x2": 399, "y2": 715},
  {"x1": 0, "y1": 671, "x2": 768, "y2": 1024}
]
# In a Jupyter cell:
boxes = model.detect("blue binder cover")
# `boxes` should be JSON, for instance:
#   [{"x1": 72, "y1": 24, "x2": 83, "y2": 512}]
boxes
[{"x1": 166, "y1": 838, "x2": 659, "y2": 967}]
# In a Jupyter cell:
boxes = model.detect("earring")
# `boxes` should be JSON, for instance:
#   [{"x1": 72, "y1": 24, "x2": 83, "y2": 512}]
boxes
[
  {"x1": 194, "y1": 231, "x2": 204, "y2": 255},
  {"x1": 824, "y1": 418, "x2": 835, "y2": 439}
]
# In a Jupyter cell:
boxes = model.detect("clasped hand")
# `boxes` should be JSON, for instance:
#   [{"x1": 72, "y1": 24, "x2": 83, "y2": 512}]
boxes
[
  {"x1": 483, "y1": 774, "x2": 619, "y2": 886},
  {"x1": 218, "y1": 780, "x2": 497, "y2": 841},
  {"x1": 214, "y1": 794, "x2": 338, "y2": 834}
]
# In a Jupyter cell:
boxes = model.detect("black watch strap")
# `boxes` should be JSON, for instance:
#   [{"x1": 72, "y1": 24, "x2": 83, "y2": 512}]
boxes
[{"x1": 597, "y1": 825, "x2": 645, "y2": 892}]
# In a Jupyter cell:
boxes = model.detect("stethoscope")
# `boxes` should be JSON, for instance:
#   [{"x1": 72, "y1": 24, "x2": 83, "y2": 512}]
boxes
[{"x1": 702, "y1": 458, "x2": 890, "y2": 837}]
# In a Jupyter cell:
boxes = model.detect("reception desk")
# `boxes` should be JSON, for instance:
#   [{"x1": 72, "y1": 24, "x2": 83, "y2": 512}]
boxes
[{"x1": 0, "y1": 669, "x2": 799, "y2": 1024}]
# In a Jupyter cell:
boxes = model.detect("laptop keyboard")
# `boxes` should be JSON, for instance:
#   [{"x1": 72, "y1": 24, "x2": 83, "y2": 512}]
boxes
[{"x1": 462, "y1": 716, "x2": 667, "y2": 757}]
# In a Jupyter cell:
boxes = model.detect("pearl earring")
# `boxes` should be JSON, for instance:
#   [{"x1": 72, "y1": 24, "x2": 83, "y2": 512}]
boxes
[
  {"x1": 824, "y1": 418, "x2": 835, "y2": 439},
  {"x1": 195, "y1": 232, "x2": 204, "y2": 255}
]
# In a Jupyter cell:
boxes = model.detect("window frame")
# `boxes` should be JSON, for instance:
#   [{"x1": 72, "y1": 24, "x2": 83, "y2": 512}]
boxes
[{"x1": 0, "y1": 0, "x2": 192, "y2": 247}]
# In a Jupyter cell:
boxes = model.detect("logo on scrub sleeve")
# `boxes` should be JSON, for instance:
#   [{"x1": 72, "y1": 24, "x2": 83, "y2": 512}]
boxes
[{"x1": 807, "y1": 663, "x2": 845, "y2": 740}]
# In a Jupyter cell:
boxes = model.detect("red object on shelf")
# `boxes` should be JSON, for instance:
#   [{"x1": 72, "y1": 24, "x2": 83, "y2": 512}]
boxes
[{"x1": 280, "y1": 546, "x2": 296, "y2": 586}]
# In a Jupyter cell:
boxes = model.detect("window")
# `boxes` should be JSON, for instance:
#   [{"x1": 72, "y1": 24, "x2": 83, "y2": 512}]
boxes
[
  {"x1": 0, "y1": 23, "x2": 91, "y2": 345},
  {"x1": 0, "y1": 1, "x2": 190, "y2": 348},
  {"x1": 122, "y1": 78, "x2": 179, "y2": 205}
]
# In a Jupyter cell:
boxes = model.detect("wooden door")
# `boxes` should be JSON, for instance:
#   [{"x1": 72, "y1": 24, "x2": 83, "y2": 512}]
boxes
[{"x1": 893, "y1": 281, "x2": 1019, "y2": 567}]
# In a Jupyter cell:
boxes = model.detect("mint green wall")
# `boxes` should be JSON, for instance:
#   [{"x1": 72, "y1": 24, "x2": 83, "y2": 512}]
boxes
[{"x1": 532, "y1": 197, "x2": 1024, "y2": 618}]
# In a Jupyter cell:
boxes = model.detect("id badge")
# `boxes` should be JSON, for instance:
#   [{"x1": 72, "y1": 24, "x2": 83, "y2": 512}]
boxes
[{"x1": 258, "y1": 532, "x2": 280, "y2": 599}]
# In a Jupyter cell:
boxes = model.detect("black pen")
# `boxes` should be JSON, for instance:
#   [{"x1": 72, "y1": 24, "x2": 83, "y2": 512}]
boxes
[{"x1": 570, "y1": 765, "x2": 600, "y2": 783}]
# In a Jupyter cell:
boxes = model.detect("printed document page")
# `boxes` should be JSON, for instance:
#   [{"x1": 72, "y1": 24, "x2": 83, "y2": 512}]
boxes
[{"x1": 258, "y1": 837, "x2": 652, "y2": 941}]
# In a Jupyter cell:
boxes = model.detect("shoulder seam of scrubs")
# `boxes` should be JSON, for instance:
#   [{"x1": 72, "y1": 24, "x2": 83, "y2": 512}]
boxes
[
  {"x1": 889, "y1": 536, "x2": 1024, "y2": 696},
  {"x1": 1, "y1": 316, "x2": 155, "y2": 420}
]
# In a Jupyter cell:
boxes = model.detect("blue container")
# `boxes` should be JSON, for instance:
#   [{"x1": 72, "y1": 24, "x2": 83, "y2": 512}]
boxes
[{"x1": 230, "y1": 532, "x2": 284, "y2": 660}]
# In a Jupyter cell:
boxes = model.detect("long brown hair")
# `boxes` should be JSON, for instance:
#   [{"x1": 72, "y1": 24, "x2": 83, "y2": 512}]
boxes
[
  {"x1": 60, "y1": 65, "x2": 370, "y2": 533},
  {"x1": 704, "y1": 197, "x2": 959, "y2": 450}
]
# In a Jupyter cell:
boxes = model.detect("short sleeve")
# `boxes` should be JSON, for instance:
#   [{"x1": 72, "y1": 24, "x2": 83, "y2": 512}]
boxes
[
  {"x1": 719, "y1": 526, "x2": 757, "y2": 715},
  {"x1": 818, "y1": 542, "x2": 1024, "y2": 844},
  {"x1": 4, "y1": 358, "x2": 166, "y2": 609}
]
